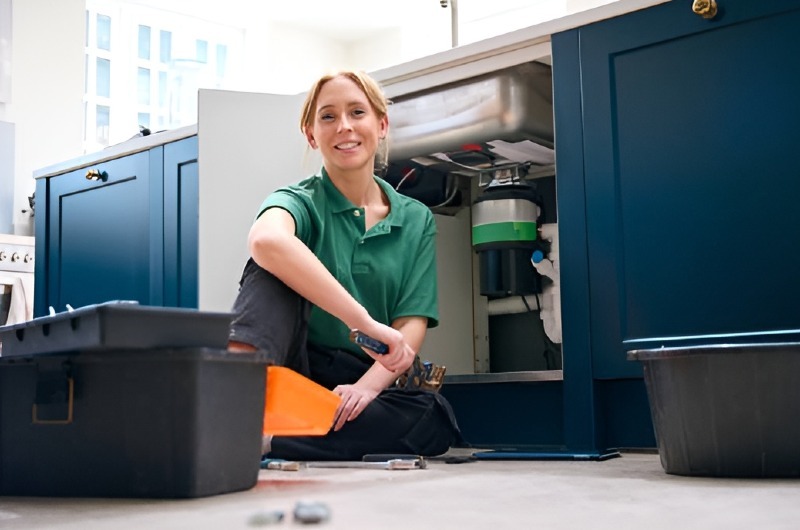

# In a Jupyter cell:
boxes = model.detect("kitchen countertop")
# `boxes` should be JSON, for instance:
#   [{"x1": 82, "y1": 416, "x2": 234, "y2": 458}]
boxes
[{"x1": 33, "y1": 124, "x2": 197, "y2": 180}]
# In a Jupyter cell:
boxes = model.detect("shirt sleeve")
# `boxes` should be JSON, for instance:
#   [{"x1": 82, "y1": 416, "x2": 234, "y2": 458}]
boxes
[
  {"x1": 257, "y1": 189, "x2": 312, "y2": 245},
  {"x1": 392, "y1": 210, "x2": 440, "y2": 328}
]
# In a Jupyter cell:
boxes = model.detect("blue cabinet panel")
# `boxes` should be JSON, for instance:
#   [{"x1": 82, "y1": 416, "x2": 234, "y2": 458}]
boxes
[
  {"x1": 552, "y1": 0, "x2": 800, "y2": 449},
  {"x1": 164, "y1": 136, "x2": 199, "y2": 308},
  {"x1": 551, "y1": 29, "x2": 600, "y2": 451},
  {"x1": 558, "y1": 0, "x2": 800, "y2": 380},
  {"x1": 441, "y1": 381, "x2": 564, "y2": 447},
  {"x1": 34, "y1": 137, "x2": 198, "y2": 317},
  {"x1": 37, "y1": 151, "x2": 163, "y2": 315}
]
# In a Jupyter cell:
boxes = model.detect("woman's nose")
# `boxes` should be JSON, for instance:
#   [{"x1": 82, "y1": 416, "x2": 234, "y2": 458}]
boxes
[{"x1": 338, "y1": 115, "x2": 353, "y2": 131}]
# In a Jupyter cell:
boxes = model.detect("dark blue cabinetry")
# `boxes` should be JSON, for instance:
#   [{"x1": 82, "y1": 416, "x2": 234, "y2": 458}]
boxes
[
  {"x1": 163, "y1": 136, "x2": 199, "y2": 309},
  {"x1": 551, "y1": 0, "x2": 800, "y2": 451},
  {"x1": 34, "y1": 136, "x2": 198, "y2": 317}
]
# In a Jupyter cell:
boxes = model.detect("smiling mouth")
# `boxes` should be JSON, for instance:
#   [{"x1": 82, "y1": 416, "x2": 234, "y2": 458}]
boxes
[{"x1": 335, "y1": 142, "x2": 360, "y2": 150}]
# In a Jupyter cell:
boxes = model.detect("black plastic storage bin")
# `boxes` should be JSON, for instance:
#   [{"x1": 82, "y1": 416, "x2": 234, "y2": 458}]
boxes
[
  {"x1": 0, "y1": 347, "x2": 269, "y2": 498},
  {"x1": 628, "y1": 343, "x2": 800, "y2": 478}
]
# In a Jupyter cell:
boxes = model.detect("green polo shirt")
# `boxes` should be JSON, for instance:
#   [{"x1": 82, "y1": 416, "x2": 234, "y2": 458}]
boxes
[{"x1": 257, "y1": 169, "x2": 439, "y2": 359}]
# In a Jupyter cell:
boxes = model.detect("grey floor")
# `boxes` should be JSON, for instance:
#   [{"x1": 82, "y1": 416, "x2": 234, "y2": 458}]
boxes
[{"x1": 2, "y1": 452, "x2": 799, "y2": 529}]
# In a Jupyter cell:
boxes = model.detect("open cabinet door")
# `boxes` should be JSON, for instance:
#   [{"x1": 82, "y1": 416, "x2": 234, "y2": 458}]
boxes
[{"x1": 197, "y1": 89, "x2": 319, "y2": 312}]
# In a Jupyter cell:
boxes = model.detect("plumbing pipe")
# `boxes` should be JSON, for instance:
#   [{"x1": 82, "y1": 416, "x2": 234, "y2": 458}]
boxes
[
  {"x1": 485, "y1": 223, "x2": 563, "y2": 344},
  {"x1": 487, "y1": 295, "x2": 542, "y2": 316},
  {"x1": 533, "y1": 223, "x2": 561, "y2": 343}
]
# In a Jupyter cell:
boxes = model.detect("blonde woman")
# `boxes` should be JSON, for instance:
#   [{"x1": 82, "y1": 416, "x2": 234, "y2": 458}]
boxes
[{"x1": 229, "y1": 71, "x2": 460, "y2": 460}]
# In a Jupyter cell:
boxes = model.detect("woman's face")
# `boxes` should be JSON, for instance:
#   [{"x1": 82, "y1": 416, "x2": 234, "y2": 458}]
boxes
[{"x1": 305, "y1": 76, "x2": 388, "y2": 177}]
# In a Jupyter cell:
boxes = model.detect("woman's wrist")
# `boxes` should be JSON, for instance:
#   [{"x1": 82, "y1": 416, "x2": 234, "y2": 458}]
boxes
[{"x1": 343, "y1": 304, "x2": 373, "y2": 333}]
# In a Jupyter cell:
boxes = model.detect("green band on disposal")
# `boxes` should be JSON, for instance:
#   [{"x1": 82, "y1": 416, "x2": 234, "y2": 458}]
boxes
[{"x1": 472, "y1": 222, "x2": 538, "y2": 245}]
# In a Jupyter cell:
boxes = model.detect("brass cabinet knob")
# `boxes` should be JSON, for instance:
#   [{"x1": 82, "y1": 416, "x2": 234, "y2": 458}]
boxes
[
  {"x1": 85, "y1": 169, "x2": 107, "y2": 181},
  {"x1": 692, "y1": 0, "x2": 718, "y2": 19}
]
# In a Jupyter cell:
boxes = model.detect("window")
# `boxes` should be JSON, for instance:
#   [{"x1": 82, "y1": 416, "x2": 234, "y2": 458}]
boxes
[
  {"x1": 195, "y1": 39, "x2": 207, "y2": 63},
  {"x1": 158, "y1": 71, "x2": 167, "y2": 106},
  {"x1": 96, "y1": 105, "x2": 110, "y2": 144},
  {"x1": 83, "y1": 0, "x2": 243, "y2": 152},
  {"x1": 159, "y1": 30, "x2": 171, "y2": 63},
  {"x1": 96, "y1": 14, "x2": 111, "y2": 50},
  {"x1": 84, "y1": 5, "x2": 114, "y2": 153},
  {"x1": 138, "y1": 25, "x2": 151, "y2": 60},
  {"x1": 96, "y1": 58, "x2": 110, "y2": 98},
  {"x1": 215, "y1": 44, "x2": 227, "y2": 79},
  {"x1": 137, "y1": 67, "x2": 150, "y2": 105}
]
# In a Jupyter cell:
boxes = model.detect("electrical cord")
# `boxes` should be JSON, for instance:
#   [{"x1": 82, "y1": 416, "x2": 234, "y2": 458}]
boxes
[
  {"x1": 395, "y1": 167, "x2": 416, "y2": 191},
  {"x1": 520, "y1": 292, "x2": 560, "y2": 370},
  {"x1": 429, "y1": 175, "x2": 460, "y2": 209}
]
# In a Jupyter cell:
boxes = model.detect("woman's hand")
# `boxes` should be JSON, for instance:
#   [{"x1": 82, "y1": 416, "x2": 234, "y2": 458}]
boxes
[
  {"x1": 331, "y1": 384, "x2": 380, "y2": 431},
  {"x1": 356, "y1": 322, "x2": 416, "y2": 373}
]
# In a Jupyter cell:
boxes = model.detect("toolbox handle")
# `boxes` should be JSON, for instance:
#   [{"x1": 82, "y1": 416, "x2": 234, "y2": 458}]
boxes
[{"x1": 32, "y1": 377, "x2": 74, "y2": 425}]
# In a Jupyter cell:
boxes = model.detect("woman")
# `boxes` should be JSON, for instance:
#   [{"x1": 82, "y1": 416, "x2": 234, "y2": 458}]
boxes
[{"x1": 228, "y1": 70, "x2": 461, "y2": 461}]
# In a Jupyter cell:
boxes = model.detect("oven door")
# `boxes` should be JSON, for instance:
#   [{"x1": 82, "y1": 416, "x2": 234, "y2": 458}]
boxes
[{"x1": 0, "y1": 273, "x2": 32, "y2": 326}]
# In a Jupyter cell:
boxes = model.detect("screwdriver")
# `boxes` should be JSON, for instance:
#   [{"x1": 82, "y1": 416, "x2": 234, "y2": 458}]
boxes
[{"x1": 349, "y1": 329, "x2": 389, "y2": 354}]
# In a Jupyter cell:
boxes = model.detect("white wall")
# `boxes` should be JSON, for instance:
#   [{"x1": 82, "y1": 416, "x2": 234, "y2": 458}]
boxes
[
  {"x1": 0, "y1": 0, "x2": 11, "y2": 106},
  {"x1": 240, "y1": 22, "x2": 350, "y2": 96},
  {"x1": 346, "y1": 3, "x2": 452, "y2": 75},
  {"x1": 8, "y1": 0, "x2": 84, "y2": 236}
]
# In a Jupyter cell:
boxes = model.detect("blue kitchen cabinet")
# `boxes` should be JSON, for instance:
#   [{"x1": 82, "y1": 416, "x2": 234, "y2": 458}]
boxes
[
  {"x1": 551, "y1": 0, "x2": 800, "y2": 450},
  {"x1": 163, "y1": 135, "x2": 199, "y2": 309},
  {"x1": 34, "y1": 136, "x2": 198, "y2": 317}
]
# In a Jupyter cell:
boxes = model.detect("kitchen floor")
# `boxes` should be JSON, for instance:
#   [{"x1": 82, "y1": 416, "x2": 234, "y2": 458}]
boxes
[{"x1": 2, "y1": 451, "x2": 799, "y2": 529}]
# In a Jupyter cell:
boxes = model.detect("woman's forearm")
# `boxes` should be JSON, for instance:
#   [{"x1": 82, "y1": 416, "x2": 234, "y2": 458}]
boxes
[
  {"x1": 249, "y1": 213, "x2": 371, "y2": 331},
  {"x1": 357, "y1": 362, "x2": 402, "y2": 392}
]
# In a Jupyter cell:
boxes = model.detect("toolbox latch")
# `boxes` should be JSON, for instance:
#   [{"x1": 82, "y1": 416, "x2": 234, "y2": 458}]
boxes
[{"x1": 32, "y1": 363, "x2": 74, "y2": 425}]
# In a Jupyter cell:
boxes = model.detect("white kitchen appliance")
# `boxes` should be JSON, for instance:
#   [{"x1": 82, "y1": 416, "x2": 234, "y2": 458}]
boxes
[{"x1": 0, "y1": 234, "x2": 35, "y2": 337}]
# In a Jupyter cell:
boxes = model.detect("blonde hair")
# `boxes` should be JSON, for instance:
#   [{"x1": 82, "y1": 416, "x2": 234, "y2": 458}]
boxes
[{"x1": 299, "y1": 70, "x2": 389, "y2": 132}]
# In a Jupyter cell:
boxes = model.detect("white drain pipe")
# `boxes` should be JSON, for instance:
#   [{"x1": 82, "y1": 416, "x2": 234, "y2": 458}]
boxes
[{"x1": 486, "y1": 223, "x2": 562, "y2": 344}]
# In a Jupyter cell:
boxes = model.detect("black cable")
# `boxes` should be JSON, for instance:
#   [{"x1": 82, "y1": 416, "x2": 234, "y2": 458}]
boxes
[
  {"x1": 521, "y1": 295, "x2": 532, "y2": 312},
  {"x1": 530, "y1": 292, "x2": 561, "y2": 370},
  {"x1": 519, "y1": 292, "x2": 558, "y2": 370}
]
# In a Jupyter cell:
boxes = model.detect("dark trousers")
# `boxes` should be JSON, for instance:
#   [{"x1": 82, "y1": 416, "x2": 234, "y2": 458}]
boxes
[{"x1": 229, "y1": 258, "x2": 461, "y2": 461}]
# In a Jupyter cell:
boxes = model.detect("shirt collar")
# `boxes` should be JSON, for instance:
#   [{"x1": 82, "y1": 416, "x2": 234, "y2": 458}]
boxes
[
  {"x1": 320, "y1": 167, "x2": 405, "y2": 228},
  {"x1": 320, "y1": 168, "x2": 356, "y2": 214}
]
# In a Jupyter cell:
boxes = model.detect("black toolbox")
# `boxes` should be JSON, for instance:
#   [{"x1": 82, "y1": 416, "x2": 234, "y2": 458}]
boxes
[
  {"x1": 0, "y1": 303, "x2": 271, "y2": 498},
  {"x1": 0, "y1": 301, "x2": 233, "y2": 357}
]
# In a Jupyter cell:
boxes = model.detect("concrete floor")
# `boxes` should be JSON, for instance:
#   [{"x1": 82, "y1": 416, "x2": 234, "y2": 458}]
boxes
[{"x1": 2, "y1": 452, "x2": 799, "y2": 529}]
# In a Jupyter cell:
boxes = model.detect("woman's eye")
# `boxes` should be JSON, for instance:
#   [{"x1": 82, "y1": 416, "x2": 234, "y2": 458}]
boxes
[
  {"x1": 320, "y1": 114, "x2": 334, "y2": 121},
  {"x1": 352, "y1": 109, "x2": 366, "y2": 117}
]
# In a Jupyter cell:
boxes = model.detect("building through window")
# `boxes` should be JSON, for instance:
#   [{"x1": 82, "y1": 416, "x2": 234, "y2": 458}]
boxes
[{"x1": 83, "y1": 0, "x2": 242, "y2": 152}]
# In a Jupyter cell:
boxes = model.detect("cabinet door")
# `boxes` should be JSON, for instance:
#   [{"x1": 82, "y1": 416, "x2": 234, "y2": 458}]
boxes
[
  {"x1": 38, "y1": 150, "x2": 163, "y2": 315},
  {"x1": 163, "y1": 136, "x2": 198, "y2": 308},
  {"x1": 554, "y1": 0, "x2": 800, "y2": 378}
]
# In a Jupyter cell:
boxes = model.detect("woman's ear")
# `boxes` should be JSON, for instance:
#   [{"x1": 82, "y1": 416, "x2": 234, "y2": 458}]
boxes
[
  {"x1": 304, "y1": 127, "x2": 318, "y2": 149},
  {"x1": 379, "y1": 115, "x2": 389, "y2": 140}
]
